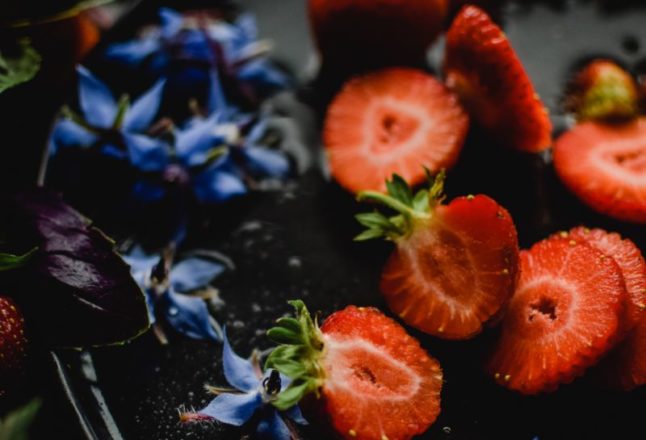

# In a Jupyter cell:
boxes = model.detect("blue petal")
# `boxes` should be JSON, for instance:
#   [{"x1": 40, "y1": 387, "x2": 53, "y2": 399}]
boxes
[
  {"x1": 284, "y1": 405, "x2": 308, "y2": 426},
  {"x1": 159, "y1": 290, "x2": 220, "y2": 342},
  {"x1": 77, "y1": 65, "x2": 117, "y2": 128},
  {"x1": 257, "y1": 410, "x2": 291, "y2": 440},
  {"x1": 100, "y1": 143, "x2": 129, "y2": 160},
  {"x1": 170, "y1": 257, "x2": 225, "y2": 292},
  {"x1": 144, "y1": 288, "x2": 157, "y2": 324},
  {"x1": 192, "y1": 166, "x2": 247, "y2": 203},
  {"x1": 132, "y1": 180, "x2": 167, "y2": 202},
  {"x1": 198, "y1": 392, "x2": 261, "y2": 426},
  {"x1": 122, "y1": 247, "x2": 160, "y2": 281},
  {"x1": 237, "y1": 60, "x2": 290, "y2": 90},
  {"x1": 122, "y1": 133, "x2": 169, "y2": 172},
  {"x1": 235, "y1": 14, "x2": 258, "y2": 41},
  {"x1": 207, "y1": 69, "x2": 227, "y2": 115},
  {"x1": 177, "y1": 30, "x2": 213, "y2": 62},
  {"x1": 50, "y1": 119, "x2": 98, "y2": 151},
  {"x1": 104, "y1": 38, "x2": 161, "y2": 65},
  {"x1": 222, "y1": 330, "x2": 260, "y2": 393},
  {"x1": 123, "y1": 80, "x2": 166, "y2": 132},
  {"x1": 240, "y1": 145, "x2": 290, "y2": 178},
  {"x1": 175, "y1": 115, "x2": 226, "y2": 167},
  {"x1": 159, "y1": 7, "x2": 184, "y2": 39}
]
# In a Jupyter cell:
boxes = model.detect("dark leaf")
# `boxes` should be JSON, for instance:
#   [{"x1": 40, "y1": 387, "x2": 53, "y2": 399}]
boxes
[
  {"x1": 0, "y1": 39, "x2": 40, "y2": 94},
  {"x1": 0, "y1": 398, "x2": 41, "y2": 440},
  {"x1": 2, "y1": 188, "x2": 150, "y2": 348},
  {"x1": 0, "y1": 249, "x2": 35, "y2": 272}
]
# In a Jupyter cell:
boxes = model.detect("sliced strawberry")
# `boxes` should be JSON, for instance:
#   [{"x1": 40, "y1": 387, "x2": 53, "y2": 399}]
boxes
[
  {"x1": 356, "y1": 172, "x2": 519, "y2": 339},
  {"x1": 599, "y1": 315, "x2": 646, "y2": 391},
  {"x1": 553, "y1": 119, "x2": 646, "y2": 224},
  {"x1": 324, "y1": 68, "x2": 468, "y2": 193},
  {"x1": 564, "y1": 227, "x2": 646, "y2": 332},
  {"x1": 487, "y1": 237, "x2": 626, "y2": 394},
  {"x1": 267, "y1": 301, "x2": 442, "y2": 440},
  {"x1": 444, "y1": 5, "x2": 552, "y2": 152}
]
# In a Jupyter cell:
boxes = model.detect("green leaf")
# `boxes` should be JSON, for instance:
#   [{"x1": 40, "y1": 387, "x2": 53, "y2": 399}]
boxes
[
  {"x1": 353, "y1": 228, "x2": 385, "y2": 242},
  {"x1": 0, "y1": 39, "x2": 41, "y2": 94},
  {"x1": 275, "y1": 317, "x2": 302, "y2": 334},
  {"x1": 266, "y1": 326, "x2": 302, "y2": 345},
  {"x1": 267, "y1": 358, "x2": 307, "y2": 378},
  {"x1": 0, "y1": 248, "x2": 36, "y2": 272},
  {"x1": 412, "y1": 189, "x2": 429, "y2": 213},
  {"x1": 0, "y1": 399, "x2": 41, "y2": 440},
  {"x1": 355, "y1": 212, "x2": 392, "y2": 230},
  {"x1": 386, "y1": 174, "x2": 413, "y2": 206},
  {"x1": 272, "y1": 380, "x2": 311, "y2": 411}
]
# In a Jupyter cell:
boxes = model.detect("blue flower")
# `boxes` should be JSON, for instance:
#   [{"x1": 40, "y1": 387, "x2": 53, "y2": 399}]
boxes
[
  {"x1": 122, "y1": 246, "x2": 225, "y2": 343},
  {"x1": 105, "y1": 8, "x2": 289, "y2": 102},
  {"x1": 181, "y1": 331, "x2": 307, "y2": 439},
  {"x1": 50, "y1": 66, "x2": 168, "y2": 168}
]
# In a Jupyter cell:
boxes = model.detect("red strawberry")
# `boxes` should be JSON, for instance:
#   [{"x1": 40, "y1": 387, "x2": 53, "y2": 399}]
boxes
[
  {"x1": 444, "y1": 5, "x2": 552, "y2": 152},
  {"x1": 599, "y1": 315, "x2": 646, "y2": 390},
  {"x1": 324, "y1": 68, "x2": 468, "y2": 193},
  {"x1": 563, "y1": 227, "x2": 646, "y2": 332},
  {"x1": 0, "y1": 296, "x2": 28, "y2": 396},
  {"x1": 309, "y1": 0, "x2": 448, "y2": 71},
  {"x1": 355, "y1": 172, "x2": 519, "y2": 339},
  {"x1": 553, "y1": 119, "x2": 646, "y2": 224},
  {"x1": 566, "y1": 59, "x2": 638, "y2": 121},
  {"x1": 267, "y1": 301, "x2": 442, "y2": 440},
  {"x1": 486, "y1": 237, "x2": 627, "y2": 394}
]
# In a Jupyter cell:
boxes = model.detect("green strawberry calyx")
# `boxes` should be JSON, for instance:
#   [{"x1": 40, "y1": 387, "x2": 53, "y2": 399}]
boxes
[
  {"x1": 265, "y1": 300, "x2": 326, "y2": 411},
  {"x1": 355, "y1": 169, "x2": 446, "y2": 241}
]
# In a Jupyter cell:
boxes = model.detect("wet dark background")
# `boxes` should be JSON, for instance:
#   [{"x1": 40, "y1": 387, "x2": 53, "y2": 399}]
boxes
[{"x1": 2, "y1": 0, "x2": 645, "y2": 439}]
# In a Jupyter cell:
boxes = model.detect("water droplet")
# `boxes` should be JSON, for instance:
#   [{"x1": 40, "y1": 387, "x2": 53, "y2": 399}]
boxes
[
  {"x1": 251, "y1": 303, "x2": 262, "y2": 313},
  {"x1": 288, "y1": 256, "x2": 302, "y2": 268},
  {"x1": 442, "y1": 426, "x2": 452, "y2": 435},
  {"x1": 168, "y1": 307, "x2": 179, "y2": 316},
  {"x1": 232, "y1": 320, "x2": 245, "y2": 329}
]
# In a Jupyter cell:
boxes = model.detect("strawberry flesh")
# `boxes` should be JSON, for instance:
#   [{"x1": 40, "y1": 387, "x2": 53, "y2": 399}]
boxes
[
  {"x1": 324, "y1": 68, "x2": 468, "y2": 193},
  {"x1": 553, "y1": 119, "x2": 646, "y2": 224},
  {"x1": 487, "y1": 237, "x2": 626, "y2": 394},
  {"x1": 320, "y1": 306, "x2": 442, "y2": 440},
  {"x1": 444, "y1": 5, "x2": 552, "y2": 152}
]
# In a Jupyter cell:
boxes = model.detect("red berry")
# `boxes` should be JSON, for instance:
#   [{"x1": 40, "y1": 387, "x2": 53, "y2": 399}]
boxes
[
  {"x1": 553, "y1": 119, "x2": 646, "y2": 224},
  {"x1": 319, "y1": 306, "x2": 443, "y2": 440},
  {"x1": 486, "y1": 237, "x2": 626, "y2": 394},
  {"x1": 0, "y1": 296, "x2": 28, "y2": 396},
  {"x1": 357, "y1": 173, "x2": 519, "y2": 339},
  {"x1": 324, "y1": 68, "x2": 468, "y2": 193},
  {"x1": 444, "y1": 5, "x2": 552, "y2": 152},
  {"x1": 309, "y1": 0, "x2": 448, "y2": 70}
]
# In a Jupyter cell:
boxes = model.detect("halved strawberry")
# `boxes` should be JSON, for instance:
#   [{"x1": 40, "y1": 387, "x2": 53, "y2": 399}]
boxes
[
  {"x1": 324, "y1": 68, "x2": 468, "y2": 193},
  {"x1": 599, "y1": 315, "x2": 646, "y2": 391},
  {"x1": 553, "y1": 119, "x2": 646, "y2": 224},
  {"x1": 444, "y1": 5, "x2": 552, "y2": 152},
  {"x1": 355, "y1": 172, "x2": 519, "y2": 339},
  {"x1": 487, "y1": 236, "x2": 627, "y2": 394},
  {"x1": 563, "y1": 227, "x2": 646, "y2": 332},
  {"x1": 267, "y1": 301, "x2": 442, "y2": 440}
]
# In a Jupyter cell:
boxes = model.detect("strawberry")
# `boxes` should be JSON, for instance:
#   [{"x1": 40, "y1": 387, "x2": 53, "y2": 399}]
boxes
[
  {"x1": 566, "y1": 59, "x2": 638, "y2": 122},
  {"x1": 355, "y1": 172, "x2": 519, "y2": 339},
  {"x1": 308, "y1": 0, "x2": 448, "y2": 71},
  {"x1": 553, "y1": 119, "x2": 646, "y2": 224},
  {"x1": 0, "y1": 296, "x2": 28, "y2": 396},
  {"x1": 486, "y1": 236, "x2": 627, "y2": 394},
  {"x1": 599, "y1": 315, "x2": 646, "y2": 390},
  {"x1": 562, "y1": 227, "x2": 646, "y2": 332},
  {"x1": 267, "y1": 301, "x2": 443, "y2": 440},
  {"x1": 324, "y1": 68, "x2": 468, "y2": 193},
  {"x1": 444, "y1": 5, "x2": 552, "y2": 152}
]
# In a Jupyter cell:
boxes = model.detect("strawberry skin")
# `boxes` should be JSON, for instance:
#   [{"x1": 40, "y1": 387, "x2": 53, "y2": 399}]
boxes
[
  {"x1": 357, "y1": 173, "x2": 519, "y2": 339},
  {"x1": 309, "y1": 0, "x2": 448, "y2": 70},
  {"x1": 444, "y1": 5, "x2": 552, "y2": 152},
  {"x1": 324, "y1": 68, "x2": 468, "y2": 193},
  {"x1": 487, "y1": 237, "x2": 627, "y2": 394},
  {"x1": 564, "y1": 227, "x2": 646, "y2": 333},
  {"x1": 266, "y1": 301, "x2": 442, "y2": 440},
  {"x1": 553, "y1": 119, "x2": 646, "y2": 224},
  {"x1": 0, "y1": 296, "x2": 28, "y2": 396},
  {"x1": 320, "y1": 306, "x2": 442, "y2": 440}
]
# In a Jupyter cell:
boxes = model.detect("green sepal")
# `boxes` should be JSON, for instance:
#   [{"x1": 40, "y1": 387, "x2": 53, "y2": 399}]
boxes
[
  {"x1": 0, "y1": 39, "x2": 41, "y2": 95},
  {"x1": 0, "y1": 248, "x2": 36, "y2": 272},
  {"x1": 355, "y1": 169, "x2": 446, "y2": 241},
  {"x1": 0, "y1": 398, "x2": 41, "y2": 440},
  {"x1": 266, "y1": 300, "x2": 326, "y2": 411}
]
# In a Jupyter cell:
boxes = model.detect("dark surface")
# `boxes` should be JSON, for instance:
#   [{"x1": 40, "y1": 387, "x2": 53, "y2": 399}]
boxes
[{"x1": 25, "y1": 0, "x2": 646, "y2": 439}]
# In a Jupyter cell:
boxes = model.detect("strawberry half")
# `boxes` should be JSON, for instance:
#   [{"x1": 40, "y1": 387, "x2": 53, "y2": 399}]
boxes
[
  {"x1": 553, "y1": 119, "x2": 646, "y2": 224},
  {"x1": 444, "y1": 5, "x2": 552, "y2": 152},
  {"x1": 486, "y1": 236, "x2": 627, "y2": 394},
  {"x1": 324, "y1": 68, "x2": 468, "y2": 193},
  {"x1": 355, "y1": 172, "x2": 519, "y2": 339},
  {"x1": 563, "y1": 227, "x2": 646, "y2": 333},
  {"x1": 0, "y1": 296, "x2": 28, "y2": 397},
  {"x1": 267, "y1": 301, "x2": 442, "y2": 440}
]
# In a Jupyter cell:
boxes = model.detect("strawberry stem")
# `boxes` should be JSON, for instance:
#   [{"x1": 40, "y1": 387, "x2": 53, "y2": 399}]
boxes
[{"x1": 357, "y1": 191, "x2": 417, "y2": 218}]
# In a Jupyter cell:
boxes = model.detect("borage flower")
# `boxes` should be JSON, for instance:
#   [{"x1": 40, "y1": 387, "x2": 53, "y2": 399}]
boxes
[
  {"x1": 50, "y1": 66, "x2": 167, "y2": 165},
  {"x1": 181, "y1": 332, "x2": 307, "y2": 439},
  {"x1": 105, "y1": 7, "x2": 289, "y2": 103},
  {"x1": 123, "y1": 246, "x2": 226, "y2": 343}
]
